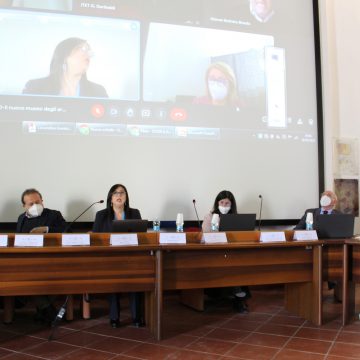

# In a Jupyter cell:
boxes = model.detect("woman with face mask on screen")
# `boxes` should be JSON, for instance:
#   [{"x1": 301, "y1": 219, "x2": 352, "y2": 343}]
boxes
[
  {"x1": 202, "y1": 190, "x2": 251, "y2": 312},
  {"x1": 193, "y1": 62, "x2": 242, "y2": 106}
]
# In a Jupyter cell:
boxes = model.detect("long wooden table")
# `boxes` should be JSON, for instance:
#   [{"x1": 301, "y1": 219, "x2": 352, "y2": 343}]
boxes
[
  {"x1": 0, "y1": 231, "x2": 324, "y2": 340},
  {"x1": 0, "y1": 233, "x2": 159, "y2": 335},
  {"x1": 157, "y1": 231, "x2": 323, "y2": 339}
]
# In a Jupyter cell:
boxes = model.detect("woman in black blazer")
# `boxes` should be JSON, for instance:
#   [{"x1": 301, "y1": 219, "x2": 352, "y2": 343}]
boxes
[{"x1": 93, "y1": 183, "x2": 144, "y2": 328}]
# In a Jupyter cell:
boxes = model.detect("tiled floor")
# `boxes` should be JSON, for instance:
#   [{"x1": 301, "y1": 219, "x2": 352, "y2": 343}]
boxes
[{"x1": 0, "y1": 286, "x2": 360, "y2": 359}]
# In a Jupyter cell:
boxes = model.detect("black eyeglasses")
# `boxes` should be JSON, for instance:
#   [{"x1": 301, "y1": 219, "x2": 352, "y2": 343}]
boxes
[{"x1": 112, "y1": 191, "x2": 126, "y2": 197}]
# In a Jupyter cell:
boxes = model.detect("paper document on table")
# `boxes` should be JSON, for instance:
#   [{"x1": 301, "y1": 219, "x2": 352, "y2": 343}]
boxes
[
  {"x1": 293, "y1": 230, "x2": 318, "y2": 241},
  {"x1": 159, "y1": 233, "x2": 186, "y2": 244},
  {"x1": 62, "y1": 234, "x2": 90, "y2": 246},
  {"x1": 14, "y1": 234, "x2": 44, "y2": 247},
  {"x1": 0, "y1": 235, "x2": 8, "y2": 247},
  {"x1": 110, "y1": 233, "x2": 138, "y2": 246},
  {"x1": 202, "y1": 232, "x2": 227, "y2": 244},
  {"x1": 260, "y1": 232, "x2": 286, "y2": 243}
]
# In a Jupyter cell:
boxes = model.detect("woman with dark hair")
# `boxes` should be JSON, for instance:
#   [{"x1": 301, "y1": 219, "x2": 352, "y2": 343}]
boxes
[
  {"x1": 93, "y1": 184, "x2": 141, "y2": 231},
  {"x1": 23, "y1": 37, "x2": 108, "y2": 97},
  {"x1": 202, "y1": 190, "x2": 251, "y2": 313},
  {"x1": 93, "y1": 184, "x2": 144, "y2": 328},
  {"x1": 202, "y1": 190, "x2": 237, "y2": 232}
]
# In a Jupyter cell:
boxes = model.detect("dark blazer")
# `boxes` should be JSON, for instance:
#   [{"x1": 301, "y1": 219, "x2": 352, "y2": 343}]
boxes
[
  {"x1": 92, "y1": 207, "x2": 141, "y2": 233},
  {"x1": 16, "y1": 208, "x2": 66, "y2": 233},
  {"x1": 294, "y1": 208, "x2": 340, "y2": 230},
  {"x1": 23, "y1": 76, "x2": 108, "y2": 98}
]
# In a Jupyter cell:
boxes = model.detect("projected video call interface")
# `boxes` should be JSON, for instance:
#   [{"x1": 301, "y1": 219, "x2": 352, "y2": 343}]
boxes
[{"x1": 0, "y1": 0, "x2": 317, "y2": 142}]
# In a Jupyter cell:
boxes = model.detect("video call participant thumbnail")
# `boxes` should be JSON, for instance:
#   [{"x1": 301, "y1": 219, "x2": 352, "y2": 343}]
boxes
[
  {"x1": 250, "y1": 0, "x2": 275, "y2": 23},
  {"x1": 193, "y1": 62, "x2": 243, "y2": 107},
  {"x1": 23, "y1": 37, "x2": 108, "y2": 98},
  {"x1": 10, "y1": 0, "x2": 72, "y2": 11}
]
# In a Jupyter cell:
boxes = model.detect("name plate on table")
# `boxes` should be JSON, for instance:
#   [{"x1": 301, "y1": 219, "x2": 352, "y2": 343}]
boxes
[
  {"x1": 202, "y1": 232, "x2": 227, "y2": 244},
  {"x1": 62, "y1": 234, "x2": 90, "y2": 246},
  {"x1": 110, "y1": 234, "x2": 138, "y2": 246},
  {"x1": 14, "y1": 234, "x2": 44, "y2": 247},
  {"x1": 293, "y1": 230, "x2": 318, "y2": 241},
  {"x1": 260, "y1": 231, "x2": 286, "y2": 243},
  {"x1": 159, "y1": 233, "x2": 186, "y2": 244},
  {"x1": 0, "y1": 235, "x2": 8, "y2": 247}
]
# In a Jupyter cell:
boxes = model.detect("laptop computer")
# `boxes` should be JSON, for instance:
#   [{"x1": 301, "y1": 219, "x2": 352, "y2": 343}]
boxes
[
  {"x1": 315, "y1": 213, "x2": 354, "y2": 239},
  {"x1": 219, "y1": 213, "x2": 256, "y2": 231},
  {"x1": 111, "y1": 219, "x2": 148, "y2": 233}
]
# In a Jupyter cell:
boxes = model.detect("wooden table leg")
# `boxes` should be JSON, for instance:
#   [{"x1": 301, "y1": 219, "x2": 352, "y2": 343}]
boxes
[{"x1": 3, "y1": 296, "x2": 14, "y2": 324}]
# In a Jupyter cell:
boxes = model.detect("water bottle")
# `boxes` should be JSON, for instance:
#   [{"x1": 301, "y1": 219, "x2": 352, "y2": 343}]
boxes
[
  {"x1": 211, "y1": 213, "x2": 220, "y2": 232},
  {"x1": 305, "y1": 212, "x2": 313, "y2": 231},
  {"x1": 176, "y1": 213, "x2": 184, "y2": 232},
  {"x1": 152, "y1": 219, "x2": 160, "y2": 232}
]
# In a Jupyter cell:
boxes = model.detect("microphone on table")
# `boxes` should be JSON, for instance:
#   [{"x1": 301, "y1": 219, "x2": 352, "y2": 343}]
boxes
[
  {"x1": 192, "y1": 199, "x2": 202, "y2": 229},
  {"x1": 258, "y1": 195, "x2": 263, "y2": 231},
  {"x1": 63, "y1": 200, "x2": 104, "y2": 233},
  {"x1": 49, "y1": 199, "x2": 104, "y2": 341}
]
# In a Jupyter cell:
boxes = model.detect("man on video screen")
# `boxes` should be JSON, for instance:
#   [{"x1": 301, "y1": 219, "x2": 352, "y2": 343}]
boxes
[{"x1": 249, "y1": 0, "x2": 274, "y2": 23}]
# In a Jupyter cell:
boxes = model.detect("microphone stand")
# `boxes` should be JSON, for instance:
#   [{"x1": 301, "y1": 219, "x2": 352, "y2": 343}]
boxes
[
  {"x1": 192, "y1": 199, "x2": 201, "y2": 229},
  {"x1": 48, "y1": 200, "x2": 103, "y2": 341},
  {"x1": 258, "y1": 195, "x2": 263, "y2": 231},
  {"x1": 63, "y1": 200, "x2": 104, "y2": 233},
  {"x1": 48, "y1": 297, "x2": 69, "y2": 341}
]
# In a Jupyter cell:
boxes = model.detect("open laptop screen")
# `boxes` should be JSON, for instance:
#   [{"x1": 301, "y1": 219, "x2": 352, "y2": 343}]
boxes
[
  {"x1": 111, "y1": 219, "x2": 148, "y2": 233},
  {"x1": 219, "y1": 213, "x2": 256, "y2": 231},
  {"x1": 316, "y1": 213, "x2": 354, "y2": 239}
]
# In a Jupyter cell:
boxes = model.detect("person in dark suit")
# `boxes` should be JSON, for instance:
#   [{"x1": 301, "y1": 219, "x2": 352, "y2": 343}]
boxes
[
  {"x1": 17, "y1": 188, "x2": 66, "y2": 233},
  {"x1": 249, "y1": 0, "x2": 275, "y2": 23},
  {"x1": 93, "y1": 183, "x2": 144, "y2": 328},
  {"x1": 23, "y1": 37, "x2": 108, "y2": 98},
  {"x1": 294, "y1": 190, "x2": 340, "y2": 230},
  {"x1": 295, "y1": 190, "x2": 341, "y2": 293},
  {"x1": 15, "y1": 188, "x2": 66, "y2": 324}
]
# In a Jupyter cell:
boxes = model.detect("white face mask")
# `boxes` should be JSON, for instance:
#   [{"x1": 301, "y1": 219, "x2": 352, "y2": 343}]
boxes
[
  {"x1": 208, "y1": 80, "x2": 228, "y2": 101},
  {"x1": 219, "y1": 206, "x2": 231, "y2": 215},
  {"x1": 320, "y1": 195, "x2": 332, "y2": 207},
  {"x1": 27, "y1": 203, "x2": 44, "y2": 218}
]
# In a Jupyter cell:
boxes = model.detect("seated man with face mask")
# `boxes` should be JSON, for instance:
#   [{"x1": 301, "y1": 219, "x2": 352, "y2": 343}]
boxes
[
  {"x1": 295, "y1": 190, "x2": 340, "y2": 292},
  {"x1": 16, "y1": 188, "x2": 66, "y2": 233},
  {"x1": 294, "y1": 190, "x2": 340, "y2": 230},
  {"x1": 13, "y1": 188, "x2": 66, "y2": 324}
]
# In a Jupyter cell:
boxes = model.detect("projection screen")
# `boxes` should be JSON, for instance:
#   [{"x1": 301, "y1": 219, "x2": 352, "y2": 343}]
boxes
[{"x1": 0, "y1": 0, "x2": 321, "y2": 223}]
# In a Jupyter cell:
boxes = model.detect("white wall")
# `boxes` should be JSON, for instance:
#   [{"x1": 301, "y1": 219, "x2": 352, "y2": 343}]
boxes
[{"x1": 319, "y1": 0, "x2": 360, "y2": 232}]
